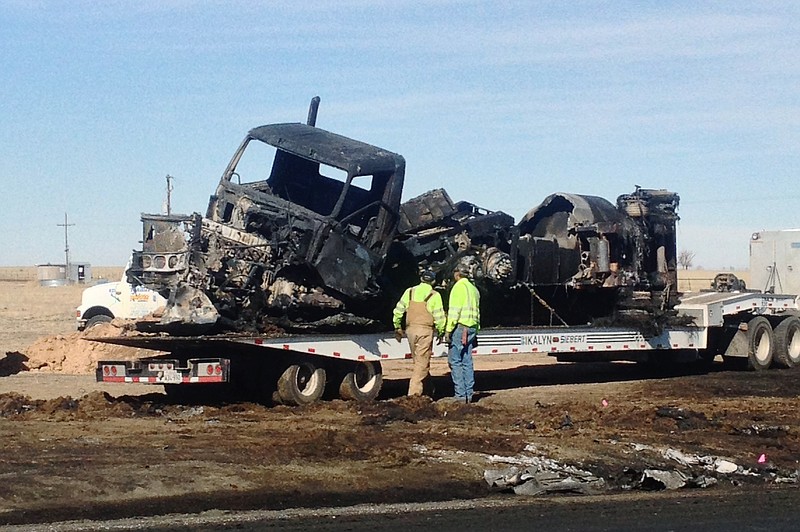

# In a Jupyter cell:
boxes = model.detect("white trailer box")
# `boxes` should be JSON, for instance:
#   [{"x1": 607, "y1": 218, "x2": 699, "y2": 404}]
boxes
[{"x1": 750, "y1": 229, "x2": 800, "y2": 294}]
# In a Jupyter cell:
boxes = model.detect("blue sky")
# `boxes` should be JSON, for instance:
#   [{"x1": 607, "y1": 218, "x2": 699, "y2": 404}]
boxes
[{"x1": 2, "y1": 1, "x2": 798, "y2": 269}]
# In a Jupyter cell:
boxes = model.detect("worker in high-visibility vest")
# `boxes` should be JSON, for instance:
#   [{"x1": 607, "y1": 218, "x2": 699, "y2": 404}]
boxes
[
  {"x1": 393, "y1": 269, "x2": 446, "y2": 396},
  {"x1": 445, "y1": 263, "x2": 480, "y2": 403}
]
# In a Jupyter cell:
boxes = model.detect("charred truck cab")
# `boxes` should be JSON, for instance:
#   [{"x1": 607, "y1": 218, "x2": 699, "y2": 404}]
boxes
[{"x1": 129, "y1": 98, "x2": 405, "y2": 332}]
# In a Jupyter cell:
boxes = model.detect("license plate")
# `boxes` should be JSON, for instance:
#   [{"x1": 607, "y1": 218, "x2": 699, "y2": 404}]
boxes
[{"x1": 157, "y1": 369, "x2": 183, "y2": 384}]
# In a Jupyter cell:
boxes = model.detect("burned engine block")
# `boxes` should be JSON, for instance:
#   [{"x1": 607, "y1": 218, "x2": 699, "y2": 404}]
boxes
[{"x1": 392, "y1": 186, "x2": 680, "y2": 329}]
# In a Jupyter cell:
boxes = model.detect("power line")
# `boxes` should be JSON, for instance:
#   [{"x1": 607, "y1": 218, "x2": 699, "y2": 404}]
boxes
[{"x1": 56, "y1": 213, "x2": 75, "y2": 273}]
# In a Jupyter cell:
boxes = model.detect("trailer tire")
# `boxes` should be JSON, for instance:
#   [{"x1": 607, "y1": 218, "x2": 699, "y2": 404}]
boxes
[
  {"x1": 339, "y1": 361, "x2": 383, "y2": 402},
  {"x1": 773, "y1": 317, "x2": 800, "y2": 368},
  {"x1": 277, "y1": 362, "x2": 326, "y2": 406},
  {"x1": 746, "y1": 316, "x2": 774, "y2": 371}
]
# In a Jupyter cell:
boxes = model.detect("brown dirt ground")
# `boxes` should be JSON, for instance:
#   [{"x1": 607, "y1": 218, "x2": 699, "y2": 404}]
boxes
[{"x1": 1, "y1": 278, "x2": 799, "y2": 526}]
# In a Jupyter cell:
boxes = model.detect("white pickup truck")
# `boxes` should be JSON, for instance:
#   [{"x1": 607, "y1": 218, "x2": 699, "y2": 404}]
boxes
[{"x1": 76, "y1": 268, "x2": 166, "y2": 330}]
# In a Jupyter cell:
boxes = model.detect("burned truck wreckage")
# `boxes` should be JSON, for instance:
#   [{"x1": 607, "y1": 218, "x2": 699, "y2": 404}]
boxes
[{"x1": 127, "y1": 100, "x2": 681, "y2": 336}]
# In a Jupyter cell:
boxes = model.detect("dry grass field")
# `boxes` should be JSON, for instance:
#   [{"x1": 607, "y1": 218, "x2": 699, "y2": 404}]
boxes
[{"x1": 0, "y1": 279, "x2": 87, "y2": 357}]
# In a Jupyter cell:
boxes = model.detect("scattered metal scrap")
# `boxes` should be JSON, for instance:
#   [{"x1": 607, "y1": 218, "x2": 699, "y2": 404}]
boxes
[
  {"x1": 630, "y1": 469, "x2": 717, "y2": 490},
  {"x1": 484, "y1": 441, "x2": 800, "y2": 497},
  {"x1": 484, "y1": 460, "x2": 606, "y2": 496}
]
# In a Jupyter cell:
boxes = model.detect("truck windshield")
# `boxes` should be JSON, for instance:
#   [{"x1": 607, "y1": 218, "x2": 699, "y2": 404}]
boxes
[{"x1": 229, "y1": 137, "x2": 386, "y2": 227}]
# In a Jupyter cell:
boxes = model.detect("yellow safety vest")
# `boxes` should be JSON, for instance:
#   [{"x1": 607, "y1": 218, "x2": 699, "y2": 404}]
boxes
[
  {"x1": 393, "y1": 283, "x2": 446, "y2": 334},
  {"x1": 446, "y1": 277, "x2": 480, "y2": 333}
]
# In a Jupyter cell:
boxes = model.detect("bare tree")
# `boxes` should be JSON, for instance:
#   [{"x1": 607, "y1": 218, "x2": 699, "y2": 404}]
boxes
[{"x1": 678, "y1": 249, "x2": 696, "y2": 270}]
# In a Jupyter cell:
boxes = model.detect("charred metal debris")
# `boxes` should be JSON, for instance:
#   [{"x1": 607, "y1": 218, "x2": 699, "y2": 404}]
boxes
[{"x1": 126, "y1": 98, "x2": 682, "y2": 335}]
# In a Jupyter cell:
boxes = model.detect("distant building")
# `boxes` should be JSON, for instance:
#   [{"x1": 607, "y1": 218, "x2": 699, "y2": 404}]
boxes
[{"x1": 36, "y1": 262, "x2": 92, "y2": 286}]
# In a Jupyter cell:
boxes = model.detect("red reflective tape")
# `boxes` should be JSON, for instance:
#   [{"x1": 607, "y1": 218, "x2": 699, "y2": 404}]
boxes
[
  {"x1": 357, "y1": 354, "x2": 365, "y2": 360},
  {"x1": 307, "y1": 348, "x2": 316, "y2": 353},
  {"x1": 381, "y1": 354, "x2": 389, "y2": 358},
  {"x1": 192, "y1": 376, "x2": 225, "y2": 383},
  {"x1": 103, "y1": 376, "x2": 126, "y2": 382},
  {"x1": 254, "y1": 338, "x2": 263, "y2": 345},
  {"x1": 333, "y1": 352, "x2": 341, "y2": 357}
]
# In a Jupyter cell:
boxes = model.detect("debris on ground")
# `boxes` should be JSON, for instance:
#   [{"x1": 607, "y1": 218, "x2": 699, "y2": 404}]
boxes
[{"x1": 484, "y1": 448, "x2": 606, "y2": 496}]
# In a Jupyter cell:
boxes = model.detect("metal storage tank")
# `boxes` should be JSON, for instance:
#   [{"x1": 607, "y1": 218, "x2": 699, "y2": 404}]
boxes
[{"x1": 37, "y1": 264, "x2": 68, "y2": 287}]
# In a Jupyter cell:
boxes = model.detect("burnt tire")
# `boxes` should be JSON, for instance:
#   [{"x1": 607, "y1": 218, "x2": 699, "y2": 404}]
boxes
[
  {"x1": 85, "y1": 314, "x2": 113, "y2": 329},
  {"x1": 277, "y1": 362, "x2": 326, "y2": 406},
  {"x1": 746, "y1": 316, "x2": 774, "y2": 371},
  {"x1": 339, "y1": 361, "x2": 383, "y2": 402},
  {"x1": 773, "y1": 316, "x2": 800, "y2": 368}
]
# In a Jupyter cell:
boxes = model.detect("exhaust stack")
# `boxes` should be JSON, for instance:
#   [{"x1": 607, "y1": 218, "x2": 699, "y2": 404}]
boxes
[{"x1": 307, "y1": 96, "x2": 321, "y2": 126}]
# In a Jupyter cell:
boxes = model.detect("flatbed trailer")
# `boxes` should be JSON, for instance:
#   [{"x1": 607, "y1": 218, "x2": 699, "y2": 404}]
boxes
[{"x1": 94, "y1": 291, "x2": 800, "y2": 405}]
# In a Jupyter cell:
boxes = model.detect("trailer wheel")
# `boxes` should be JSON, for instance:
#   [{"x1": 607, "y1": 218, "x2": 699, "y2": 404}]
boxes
[
  {"x1": 339, "y1": 361, "x2": 383, "y2": 402},
  {"x1": 746, "y1": 316, "x2": 774, "y2": 371},
  {"x1": 277, "y1": 362, "x2": 326, "y2": 406},
  {"x1": 773, "y1": 317, "x2": 800, "y2": 368}
]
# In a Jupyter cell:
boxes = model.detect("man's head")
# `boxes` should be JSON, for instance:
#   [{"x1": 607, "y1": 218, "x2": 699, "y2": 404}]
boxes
[
  {"x1": 454, "y1": 263, "x2": 471, "y2": 280},
  {"x1": 420, "y1": 269, "x2": 436, "y2": 284}
]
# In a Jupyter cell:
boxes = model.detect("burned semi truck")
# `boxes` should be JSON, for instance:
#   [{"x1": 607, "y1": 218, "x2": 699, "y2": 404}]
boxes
[{"x1": 126, "y1": 98, "x2": 680, "y2": 335}]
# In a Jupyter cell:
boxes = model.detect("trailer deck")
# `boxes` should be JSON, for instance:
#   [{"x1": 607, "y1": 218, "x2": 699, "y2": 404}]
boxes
[{"x1": 92, "y1": 290, "x2": 800, "y2": 404}]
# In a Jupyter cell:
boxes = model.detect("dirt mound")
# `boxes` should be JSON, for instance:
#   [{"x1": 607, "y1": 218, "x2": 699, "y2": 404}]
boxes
[
  {"x1": 22, "y1": 322, "x2": 161, "y2": 374},
  {"x1": 0, "y1": 390, "x2": 200, "y2": 420},
  {"x1": 358, "y1": 395, "x2": 486, "y2": 424}
]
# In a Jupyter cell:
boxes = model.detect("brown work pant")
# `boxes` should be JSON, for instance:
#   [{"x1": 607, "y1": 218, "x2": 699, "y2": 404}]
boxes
[{"x1": 406, "y1": 325, "x2": 434, "y2": 396}]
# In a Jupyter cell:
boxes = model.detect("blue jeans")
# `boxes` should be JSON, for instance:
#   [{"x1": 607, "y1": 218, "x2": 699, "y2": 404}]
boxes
[{"x1": 448, "y1": 324, "x2": 476, "y2": 400}]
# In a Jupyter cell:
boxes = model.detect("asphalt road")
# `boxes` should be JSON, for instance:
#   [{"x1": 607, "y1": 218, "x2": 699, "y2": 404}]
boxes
[{"x1": 9, "y1": 487, "x2": 799, "y2": 531}]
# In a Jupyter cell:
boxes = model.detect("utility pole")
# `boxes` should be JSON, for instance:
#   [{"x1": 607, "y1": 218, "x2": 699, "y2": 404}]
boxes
[
  {"x1": 165, "y1": 174, "x2": 175, "y2": 215},
  {"x1": 57, "y1": 213, "x2": 75, "y2": 279}
]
